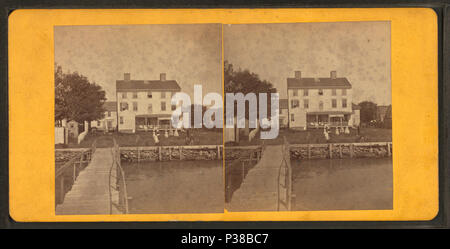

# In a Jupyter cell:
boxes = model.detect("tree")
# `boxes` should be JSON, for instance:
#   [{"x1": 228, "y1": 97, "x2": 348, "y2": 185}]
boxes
[
  {"x1": 55, "y1": 64, "x2": 106, "y2": 129},
  {"x1": 224, "y1": 61, "x2": 275, "y2": 119},
  {"x1": 358, "y1": 101, "x2": 378, "y2": 124}
]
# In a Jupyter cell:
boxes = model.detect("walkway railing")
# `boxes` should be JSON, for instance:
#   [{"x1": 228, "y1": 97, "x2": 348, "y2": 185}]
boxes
[
  {"x1": 109, "y1": 138, "x2": 129, "y2": 214},
  {"x1": 277, "y1": 136, "x2": 293, "y2": 211},
  {"x1": 55, "y1": 139, "x2": 97, "y2": 205},
  {"x1": 225, "y1": 146, "x2": 262, "y2": 203}
]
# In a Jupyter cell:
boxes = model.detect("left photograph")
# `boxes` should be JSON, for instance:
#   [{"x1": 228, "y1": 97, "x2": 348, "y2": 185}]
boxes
[{"x1": 54, "y1": 24, "x2": 224, "y2": 215}]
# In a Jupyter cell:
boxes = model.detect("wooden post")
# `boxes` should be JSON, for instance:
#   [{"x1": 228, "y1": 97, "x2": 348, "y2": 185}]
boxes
[
  {"x1": 158, "y1": 146, "x2": 162, "y2": 161},
  {"x1": 329, "y1": 144, "x2": 333, "y2": 159},
  {"x1": 73, "y1": 162, "x2": 77, "y2": 182},
  {"x1": 179, "y1": 146, "x2": 182, "y2": 160},
  {"x1": 387, "y1": 142, "x2": 391, "y2": 156},
  {"x1": 308, "y1": 144, "x2": 311, "y2": 159},
  {"x1": 169, "y1": 147, "x2": 172, "y2": 161},
  {"x1": 59, "y1": 177, "x2": 65, "y2": 203},
  {"x1": 350, "y1": 144, "x2": 354, "y2": 158},
  {"x1": 242, "y1": 161, "x2": 245, "y2": 180},
  {"x1": 137, "y1": 147, "x2": 140, "y2": 163},
  {"x1": 217, "y1": 146, "x2": 220, "y2": 160},
  {"x1": 339, "y1": 144, "x2": 342, "y2": 158}
]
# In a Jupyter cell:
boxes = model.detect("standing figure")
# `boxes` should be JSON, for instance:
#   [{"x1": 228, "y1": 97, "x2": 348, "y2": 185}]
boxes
[
  {"x1": 344, "y1": 126, "x2": 350, "y2": 134},
  {"x1": 324, "y1": 127, "x2": 330, "y2": 142}
]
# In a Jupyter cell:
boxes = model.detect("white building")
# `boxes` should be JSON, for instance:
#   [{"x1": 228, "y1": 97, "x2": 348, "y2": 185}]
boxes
[
  {"x1": 287, "y1": 70, "x2": 355, "y2": 130},
  {"x1": 116, "y1": 73, "x2": 181, "y2": 133},
  {"x1": 279, "y1": 99, "x2": 289, "y2": 128},
  {"x1": 90, "y1": 101, "x2": 117, "y2": 132}
]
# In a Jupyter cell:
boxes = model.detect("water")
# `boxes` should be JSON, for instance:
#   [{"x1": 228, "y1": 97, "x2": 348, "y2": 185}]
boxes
[
  {"x1": 122, "y1": 157, "x2": 392, "y2": 213},
  {"x1": 122, "y1": 160, "x2": 223, "y2": 214},
  {"x1": 292, "y1": 157, "x2": 392, "y2": 210}
]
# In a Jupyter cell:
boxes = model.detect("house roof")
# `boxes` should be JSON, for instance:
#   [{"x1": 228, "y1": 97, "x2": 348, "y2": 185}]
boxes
[
  {"x1": 279, "y1": 99, "x2": 288, "y2": 109},
  {"x1": 116, "y1": 80, "x2": 181, "y2": 92},
  {"x1": 103, "y1": 101, "x2": 117, "y2": 112},
  {"x1": 287, "y1": 77, "x2": 352, "y2": 89}
]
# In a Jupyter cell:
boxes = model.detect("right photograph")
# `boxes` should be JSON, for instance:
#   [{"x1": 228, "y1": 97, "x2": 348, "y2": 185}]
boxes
[{"x1": 224, "y1": 22, "x2": 393, "y2": 212}]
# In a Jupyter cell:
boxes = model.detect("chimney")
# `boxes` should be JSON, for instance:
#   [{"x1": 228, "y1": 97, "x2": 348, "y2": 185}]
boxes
[
  {"x1": 160, "y1": 73, "x2": 166, "y2": 81},
  {"x1": 330, "y1": 71, "x2": 337, "y2": 79},
  {"x1": 124, "y1": 73, "x2": 130, "y2": 81},
  {"x1": 294, "y1": 71, "x2": 301, "y2": 79}
]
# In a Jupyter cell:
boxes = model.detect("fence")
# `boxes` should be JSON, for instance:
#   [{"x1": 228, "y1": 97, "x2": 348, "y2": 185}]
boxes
[
  {"x1": 225, "y1": 146, "x2": 262, "y2": 203},
  {"x1": 109, "y1": 138, "x2": 129, "y2": 214},
  {"x1": 55, "y1": 140, "x2": 96, "y2": 205}
]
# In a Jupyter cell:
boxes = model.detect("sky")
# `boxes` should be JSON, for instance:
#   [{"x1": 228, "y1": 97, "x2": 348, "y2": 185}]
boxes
[
  {"x1": 224, "y1": 22, "x2": 391, "y2": 105},
  {"x1": 54, "y1": 24, "x2": 223, "y2": 101}
]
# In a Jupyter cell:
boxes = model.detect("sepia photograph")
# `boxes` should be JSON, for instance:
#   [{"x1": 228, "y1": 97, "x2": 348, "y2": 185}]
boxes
[
  {"x1": 224, "y1": 22, "x2": 393, "y2": 212},
  {"x1": 54, "y1": 24, "x2": 224, "y2": 215}
]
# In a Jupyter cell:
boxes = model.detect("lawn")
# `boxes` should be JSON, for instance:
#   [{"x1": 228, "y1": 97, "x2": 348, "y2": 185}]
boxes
[
  {"x1": 229, "y1": 127, "x2": 392, "y2": 146},
  {"x1": 56, "y1": 129, "x2": 223, "y2": 148}
]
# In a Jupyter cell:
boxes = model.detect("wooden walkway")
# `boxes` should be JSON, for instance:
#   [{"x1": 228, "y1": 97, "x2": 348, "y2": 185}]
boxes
[
  {"x1": 56, "y1": 148, "x2": 119, "y2": 215},
  {"x1": 229, "y1": 145, "x2": 289, "y2": 212}
]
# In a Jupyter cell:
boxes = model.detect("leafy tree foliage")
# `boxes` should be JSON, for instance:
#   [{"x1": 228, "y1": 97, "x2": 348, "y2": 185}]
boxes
[
  {"x1": 55, "y1": 64, "x2": 106, "y2": 127},
  {"x1": 358, "y1": 101, "x2": 378, "y2": 124},
  {"x1": 224, "y1": 61, "x2": 275, "y2": 119}
]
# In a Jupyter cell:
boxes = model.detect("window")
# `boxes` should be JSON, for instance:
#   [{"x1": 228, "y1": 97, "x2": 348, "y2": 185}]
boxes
[
  {"x1": 132, "y1": 92, "x2": 138, "y2": 99},
  {"x1": 133, "y1": 102, "x2": 138, "y2": 111},
  {"x1": 122, "y1": 92, "x2": 127, "y2": 99},
  {"x1": 171, "y1": 92, "x2": 176, "y2": 97},
  {"x1": 119, "y1": 116, "x2": 124, "y2": 124},
  {"x1": 120, "y1": 102, "x2": 129, "y2": 111},
  {"x1": 293, "y1": 90, "x2": 298, "y2": 96},
  {"x1": 97, "y1": 121, "x2": 101, "y2": 126},
  {"x1": 304, "y1": 99, "x2": 309, "y2": 109},
  {"x1": 291, "y1": 99, "x2": 299, "y2": 108},
  {"x1": 148, "y1": 104, "x2": 153, "y2": 113},
  {"x1": 161, "y1": 101, "x2": 166, "y2": 111},
  {"x1": 171, "y1": 104, "x2": 176, "y2": 111},
  {"x1": 332, "y1": 89, "x2": 337, "y2": 96},
  {"x1": 147, "y1": 92, "x2": 152, "y2": 98},
  {"x1": 318, "y1": 89, "x2": 323, "y2": 96},
  {"x1": 161, "y1": 92, "x2": 166, "y2": 98},
  {"x1": 291, "y1": 114, "x2": 295, "y2": 122},
  {"x1": 303, "y1": 89, "x2": 309, "y2": 96},
  {"x1": 342, "y1": 99, "x2": 347, "y2": 108},
  {"x1": 107, "y1": 111, "x2": 111, "y2": 117},
  {"x1": 332, "y1": 99, "x2": 337, "y2": 108},
  {"x1": 319, "y1": 101, "x2": 324, "y2": 110},
  {"x1": 342, "y1": 89, "x2": 347, "y2": 96}
]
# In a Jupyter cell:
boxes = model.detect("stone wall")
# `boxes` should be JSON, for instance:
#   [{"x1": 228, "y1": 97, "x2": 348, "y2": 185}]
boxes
[
  {"x1": 290, "y1": 143, "x2": 392, "y2": 160},
  {"x1": 224, "y1": 147, "x2": 261, "y2": 161},
  {"x1": 120, "y1": 146, "x2": 223, "y2": 162},
  {"x1": 55, "y1": 150, "x2": 83, "y2": 165}
]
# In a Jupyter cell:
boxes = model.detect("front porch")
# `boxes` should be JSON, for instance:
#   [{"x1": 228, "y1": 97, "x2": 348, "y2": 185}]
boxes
[
  {"x1": 306, "y1": 112, "x2": 351, "y2": 129},
  {"x1": 135, "y1": 114, "x2": 172, "y2": 131}
]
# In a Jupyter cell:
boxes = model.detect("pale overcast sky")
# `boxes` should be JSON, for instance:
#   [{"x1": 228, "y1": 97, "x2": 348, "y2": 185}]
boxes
[
  {"x1": 224, "y1": 22, "x2": 391, "y2": 105},
  {"x1": 55, "y1": 24, "x2": 222, "y2": 101}
]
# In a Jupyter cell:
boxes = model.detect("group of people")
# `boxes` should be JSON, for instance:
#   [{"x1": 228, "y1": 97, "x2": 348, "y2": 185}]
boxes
[
  {"x1": 323, "y1": 125, "x2": 350, "y2": 142},
  {"x1": 152, "y1": 128, "x2": 180, "y2": 145}
]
